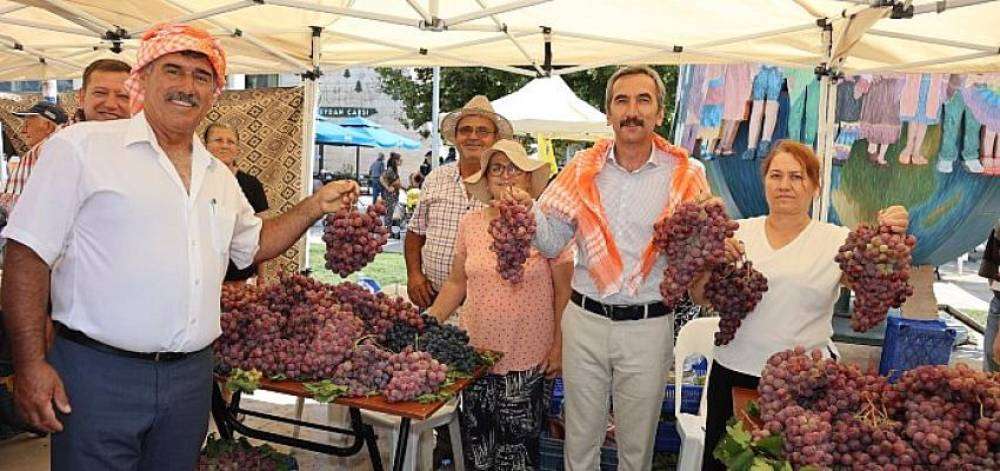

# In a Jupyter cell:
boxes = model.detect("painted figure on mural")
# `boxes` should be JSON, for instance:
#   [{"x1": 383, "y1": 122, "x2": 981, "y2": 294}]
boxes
[
  {"x1": 743, "y1": 65, "x2": 783, "y2": 160},
  {"x1": 718, "y1": 63, "x2": 756, "y2": 156},
  {"x1": 963, "y1": 73, "x2": 1000, "y2": 175},
  {"x1": 898, "y1": 73, "x2": 947, "y2": 166},
  {"x1": 938, "y1": 74, "x2": 985, "y2": 174},
  {"x1": 859, "y1": 73, "x2": 904, "y2": 166}
]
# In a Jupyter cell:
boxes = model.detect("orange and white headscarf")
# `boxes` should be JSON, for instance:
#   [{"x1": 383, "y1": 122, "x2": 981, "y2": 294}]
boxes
[{"x1": 123, "y1": 23, "x2": 227, "y2": 115}]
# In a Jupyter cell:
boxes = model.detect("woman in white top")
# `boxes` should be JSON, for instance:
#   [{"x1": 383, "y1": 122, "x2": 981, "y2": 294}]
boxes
[{"x1": 694, "y1": 140, "x2": 909, "y2": 470}]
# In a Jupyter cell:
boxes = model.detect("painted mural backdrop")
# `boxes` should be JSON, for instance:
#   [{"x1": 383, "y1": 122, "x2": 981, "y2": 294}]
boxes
[{"x1": 675, "y1": 64, "x2": 999, "y2": 266}]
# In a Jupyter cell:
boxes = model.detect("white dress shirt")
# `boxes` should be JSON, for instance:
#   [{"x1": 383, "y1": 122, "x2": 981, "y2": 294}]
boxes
[
  {"x1": 533, "y1": 145, "x2": 676, "y2": 305},
  {"x1": 3, "y1": 112, "x2": 262, "y2": 353}
]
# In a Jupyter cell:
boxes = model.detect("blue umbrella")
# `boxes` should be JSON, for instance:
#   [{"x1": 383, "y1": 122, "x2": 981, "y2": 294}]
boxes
[
  {"x1": 315, "y1": 118, "x2": 376, "y2": 146},
  {"x1": 339, "y1": 117, "x2": 421, "y2": 150}
]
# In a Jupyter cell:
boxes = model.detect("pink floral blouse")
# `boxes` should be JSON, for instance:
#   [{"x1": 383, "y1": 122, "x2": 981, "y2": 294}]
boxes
[{"x1": 454, "y1": 209, "x2": 572, "y2": 375}]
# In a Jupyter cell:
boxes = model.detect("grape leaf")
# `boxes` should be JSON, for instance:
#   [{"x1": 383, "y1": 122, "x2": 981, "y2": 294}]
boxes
[
  {"x1": 754, "y1": 434, "x2": 783, "y2": 457},
  {"x1": 416, "y1": 390, "x2": 454, "y2": 404},
  {"x1": 303, "y1": 380, "x2": 349, "y2": 403},
  {"x1": 750, "y1": 458, "x2": 775, "y2": 471},
  {"x1": 746, "y1": 400, "x2": 761, "y2": 418},
  {"x1": 269, "y1": 373, "x2": 287, "y2": 381},
  {"x1": 226, "y1": 368, "x2": 262, "y2": 394},
  {"x1": 727, "y1": 449, "x2": 755, "y2": 470},
  {"x1": 727, "y1": 421, "x2": 753, "y2": 446}
]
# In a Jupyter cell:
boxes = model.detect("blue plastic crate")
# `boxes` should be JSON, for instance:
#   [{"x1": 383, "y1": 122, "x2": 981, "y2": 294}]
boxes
[
  {"x1": 539, "y1": 432, "x2": 618, "y2": 471},
  {"x1": 662, "y1": 384, "x2": 703, "y2": 416},
  {"x1": 879, "y1": 316, "x2": 956, "y2": 382},
  {"x1": 654, "y1": 420, "x2": 682, "y2": 453}
]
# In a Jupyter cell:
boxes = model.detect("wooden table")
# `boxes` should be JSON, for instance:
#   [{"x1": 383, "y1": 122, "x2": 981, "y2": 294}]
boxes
[{"x1": 211, "y1": 365, "x2": 487, "y2": 471}]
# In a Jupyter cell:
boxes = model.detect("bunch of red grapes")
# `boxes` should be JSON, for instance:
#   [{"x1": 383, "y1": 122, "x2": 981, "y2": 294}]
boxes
[
  {"x1": 383, "y1": 347, "x2": 448, "y2": 402},
  {"x1": 653, "y1": 200, "x2": 739, "y2": 308},
  {"x1": 488, "y1": 197, "x2": 536, "y2": 283},
  {"x1": 322, "y1": 201, "x2": 389, "y2": 277},
  {"x1": 704, "y1": 259, "x2": 768, "y2": 345},
  {"x1": 835, "y1": 223, "x2": 917, "y2": 332},
  {"x1": 751, "y1": 347, "x2": 1000, "y2": 469}
]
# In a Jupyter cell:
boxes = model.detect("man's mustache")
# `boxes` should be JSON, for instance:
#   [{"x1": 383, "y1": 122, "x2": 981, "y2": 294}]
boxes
[
  {"x1": 165, "y1": 91, "x2": 198, "y2": 107},
  {"x1": 620, "y1": 117, "x2": 644, "y2": 127}
]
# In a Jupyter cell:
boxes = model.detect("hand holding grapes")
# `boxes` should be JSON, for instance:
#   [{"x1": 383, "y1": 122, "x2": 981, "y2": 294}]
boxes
[
  {"x1": 877, "y1": 205, "x2": 909, "y2": 234},
  {"x1": 314, "y1": 180, "x2": 360, "y2": 215},
  {"x1": 503, "y1": 186, "x2": 534, "y2": 210}
]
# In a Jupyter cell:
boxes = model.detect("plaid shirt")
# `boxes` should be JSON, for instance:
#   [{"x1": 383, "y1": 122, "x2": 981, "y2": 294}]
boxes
[
  {"x1": 0, "y1": 140, "x2": 46, "y2": 215},
  {"x1": 408, "y1": 163, "x2": 485, "y2": 289}
]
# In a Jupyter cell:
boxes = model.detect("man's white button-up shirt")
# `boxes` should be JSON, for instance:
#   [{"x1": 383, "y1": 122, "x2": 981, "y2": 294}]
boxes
[{"x1": 3, "y1": 112, "x2": 262, "y2": 353}]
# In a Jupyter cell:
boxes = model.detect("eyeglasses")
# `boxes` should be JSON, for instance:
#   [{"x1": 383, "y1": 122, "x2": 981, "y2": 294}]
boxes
[
  {"x1": 457, "y1": 126, "x2": 496, "y2": 137},
  {"x1": 487, "y1": 163, "x2": 526, "y2": 177}
]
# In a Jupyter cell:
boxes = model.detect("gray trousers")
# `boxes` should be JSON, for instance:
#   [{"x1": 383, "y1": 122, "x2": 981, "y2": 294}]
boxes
[{"x1": 49, "y1": 335, "x2": 213, "y2": 471}]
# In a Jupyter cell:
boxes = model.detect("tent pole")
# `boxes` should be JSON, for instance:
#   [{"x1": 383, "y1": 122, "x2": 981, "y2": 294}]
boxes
[
  {"x1": 0, "y1": 33, "x2": 85, "y2": 69},
  {"x1": 866, "y1": 29, "x2": 997, "y2": 52},
  {"x1": 133, "y1": 0, "x2": 259, "y2": 36},
  {"x1": 30, "y1": 0, "x2": 117, "y2": 35},
  {"x1": 0, "y1": 17, "x2": 96, "y2": 37},
  {"x1": 816, "y1": 21, "x2": 838, "y2": 223},
  {"x1": 473, "y1": 0, "x2": 545, "y2": 75},
  {"x1": 432, "y1": 66, "x2": 442, "y2": 168},
  {"x1": 405, "y1": 0, "x2": 432, "y2": 23},
  {"x1": 356, "y1": 147, "x2": 361, "y2": 182},
  {"x1": 853, "y1": 51, "x2": 998, "y2": 73},
  {"x1": 444, "y1": 0, "x2": 552, "y2": 27},
  {"x1": 299, "y1": 26, "x2": 322, "y2": 272},
  {"x1": 265, "y1": 0, "x2": 419, "y2": 27}
]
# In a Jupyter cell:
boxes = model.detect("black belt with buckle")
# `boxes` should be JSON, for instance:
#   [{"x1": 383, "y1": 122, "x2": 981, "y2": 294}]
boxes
[
  {"x1": 54, "y1": 322, "x2": 207, "y2": 363},
  {"x1": 571, "y1": 290, "x2": 671, "y2": 321}
]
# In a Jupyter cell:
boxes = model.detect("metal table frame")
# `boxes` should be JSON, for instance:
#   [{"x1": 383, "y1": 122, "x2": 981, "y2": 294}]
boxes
[{"x1": 210, "y1": 382, "x2": 416, "y2": 471}]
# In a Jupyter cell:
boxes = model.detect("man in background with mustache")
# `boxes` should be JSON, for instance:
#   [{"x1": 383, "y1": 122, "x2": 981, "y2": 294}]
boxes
[
  {"x1": 1, "y1": 23, "x2": 357, "y2": 470},
  {"x1": 511, "y1": 65, "x2": 711, "y2": 470}
]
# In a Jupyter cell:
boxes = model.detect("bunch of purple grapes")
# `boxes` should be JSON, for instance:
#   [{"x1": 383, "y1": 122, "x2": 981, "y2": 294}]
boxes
[
  {"x1": 198, "y1": 435, "x2": 288, "y2": 471},
  {"x1": 653, "y1": 201, "x2": 739, "y2": 308},
  {"x1": 322, "y1": 201, "x2": 389, "y2": 277},
  {"x1": 331, "y1": 341, "x2": 392, "y2": 397},
  {"x1": 835, "y1": 223, "x2": 917, "y2": 332},
  {"x1": 488, "y1": 198, "x2": 536, "y2": 283},
  {"x1": 704, "y1": 259, "x2": 768, "y2": 345},
  {"x1": 383, "y1": 346, "x2": 448, "y2": 403},
  {"x1": 754, "y1": 348, "x2": 1000, "y2": 469}
]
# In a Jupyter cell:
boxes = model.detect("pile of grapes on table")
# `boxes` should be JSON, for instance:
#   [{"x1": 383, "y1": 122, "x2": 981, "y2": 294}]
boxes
[
  {"x1": 216, "y1": 202, "x2": 492, "y2": 404},
  {"x1": 717, "y1": 347, "x2": 1000, "y2": 470}
]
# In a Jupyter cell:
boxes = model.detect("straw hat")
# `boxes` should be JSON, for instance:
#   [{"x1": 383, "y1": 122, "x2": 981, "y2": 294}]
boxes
[
  {"x1": 465, "y1": 139, "x2": 551, "y2": 204},
  {"x1": 440, "y1": 95, "x2": 514, "y2": 145}
]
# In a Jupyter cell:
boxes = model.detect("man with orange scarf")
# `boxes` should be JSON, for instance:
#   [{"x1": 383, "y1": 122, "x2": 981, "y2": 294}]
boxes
[
  {"x1": 512, "y1": 65, "x2": 711, "y2": 470},
  {"x1": 1, "y1": 24, "x2": 357, "y2": 469}
]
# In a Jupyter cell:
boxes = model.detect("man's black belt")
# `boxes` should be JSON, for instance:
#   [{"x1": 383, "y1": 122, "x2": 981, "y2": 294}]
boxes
[
  {"x1": 54, "y1": 322, "x2": 207, "y2": 363},
  {"x1": 571, "y1": 290, "x2": 671, "y2": 321}
]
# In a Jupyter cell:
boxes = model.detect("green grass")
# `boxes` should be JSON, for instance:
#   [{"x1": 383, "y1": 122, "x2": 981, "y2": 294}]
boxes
[
  {"x1": 960, "y1": 309, "x2": 988, "y2": 328},
  {"x1": 307, "y1": 243, "x2": 408, "y2": 288}
]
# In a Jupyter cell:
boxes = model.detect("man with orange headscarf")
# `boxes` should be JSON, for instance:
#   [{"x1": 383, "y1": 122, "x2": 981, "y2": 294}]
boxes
[{"x1": 1, "y1": 24, "x2": 358, "y2": 469}]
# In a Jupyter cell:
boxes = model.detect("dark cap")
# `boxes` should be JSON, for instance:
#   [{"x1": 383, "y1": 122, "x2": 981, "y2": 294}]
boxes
[{"x1": 13, "y1": 101, "x2": 68, "y2": 125}]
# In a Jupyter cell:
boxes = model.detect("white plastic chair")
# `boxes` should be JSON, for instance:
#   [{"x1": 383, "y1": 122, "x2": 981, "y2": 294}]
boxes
[
  {"x1": 361, "y1": 400, "x2": 465, "y2": 471},
  {"x1": 674, "y1": 317, "x2": 719, "y2": 471}
]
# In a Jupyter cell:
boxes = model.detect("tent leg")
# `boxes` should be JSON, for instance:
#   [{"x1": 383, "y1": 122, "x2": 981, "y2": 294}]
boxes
[{"x1": 356, "y1": 147, "x2": 361, "y2": 183}]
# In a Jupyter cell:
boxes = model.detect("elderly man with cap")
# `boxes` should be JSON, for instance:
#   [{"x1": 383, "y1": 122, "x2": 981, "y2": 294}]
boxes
[
  {"x1": 0, "y1": 101, "x2": 68, "y2": 216},
  {"x1": 404, "y1": 95, "x2": 513, "y2": 309},
  {"x1": 510, "y1": 65, "x2": 713, "y2": 470},
  {"x1": 0, "y1": 23, "x2": 357, "y2": 470}
]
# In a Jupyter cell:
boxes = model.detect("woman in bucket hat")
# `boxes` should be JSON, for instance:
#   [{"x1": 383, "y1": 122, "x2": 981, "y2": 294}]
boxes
[{"x1": 425, "y1": 139, "x2": 572, "y2": 470}]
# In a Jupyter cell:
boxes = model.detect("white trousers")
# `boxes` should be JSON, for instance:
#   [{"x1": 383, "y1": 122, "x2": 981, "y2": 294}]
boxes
[{"x1": 561, "y1": 302, "x2": 673, "y2": 471}]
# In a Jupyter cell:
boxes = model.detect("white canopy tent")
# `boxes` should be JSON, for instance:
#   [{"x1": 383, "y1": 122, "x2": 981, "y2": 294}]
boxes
[
  {"x1": 491, "y1": 76, "x2": 611, "y2": 141},
  {"x1": 0, "y1": 0, "x2": 998, "y2": 255}
]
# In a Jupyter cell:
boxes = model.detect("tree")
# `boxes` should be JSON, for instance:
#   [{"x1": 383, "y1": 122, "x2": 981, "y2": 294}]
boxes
[
  {"x1": 375, "y1": 67, "x2": 529, "y2": 136},
  {"x1": 376, "y1": 65, "x2": 679, "y2": 140}
]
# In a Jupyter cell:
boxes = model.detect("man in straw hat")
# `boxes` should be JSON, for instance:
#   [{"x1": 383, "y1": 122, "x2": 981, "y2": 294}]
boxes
[
  {"x1": 510, "y1": 65, "x2": 722, "y2": 470},
  {"x1": 405, "y1": 95, "x2": 513, "y2": 309},
  {"x1": 1, "y1": 23, "x2": 357, "y2": 469}
]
